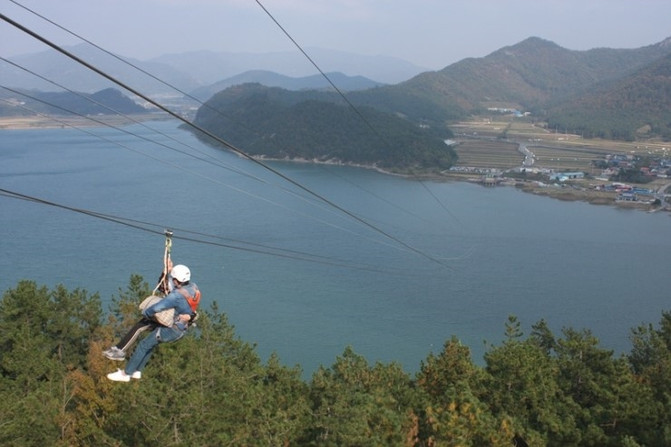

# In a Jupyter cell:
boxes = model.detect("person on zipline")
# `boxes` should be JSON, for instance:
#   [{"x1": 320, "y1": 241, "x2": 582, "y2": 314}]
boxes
[
  {"x1": 106, "y1": 263, "x2": 199, "y2": 382},
  {"x1": 102, "y1": 259, "x2": 184, "y2": 361}
]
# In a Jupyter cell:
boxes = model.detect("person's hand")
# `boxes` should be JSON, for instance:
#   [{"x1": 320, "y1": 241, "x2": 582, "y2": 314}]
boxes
[
  {"x1": 166, "y1": 259, "x2": 174, "y2": 271},
  {"x1": 178, "y1": 313, "x2": 191, "y2": 323}
]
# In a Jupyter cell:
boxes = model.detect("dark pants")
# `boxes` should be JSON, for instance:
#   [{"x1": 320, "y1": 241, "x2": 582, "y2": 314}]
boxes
[{"x1": 116, "y1": 318, "x2": 157, "y2": 352}]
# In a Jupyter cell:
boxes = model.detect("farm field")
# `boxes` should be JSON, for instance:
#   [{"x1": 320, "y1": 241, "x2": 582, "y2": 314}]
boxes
[
  {"x1": 450, "y1": 118, "x2": 671, "y2": 172},
  {"x1": 444, "y1": 117, "x2": 671, "y2": 212},
  {"x1": 451, "y1": 139, "x2": 521, "y2": 170}
]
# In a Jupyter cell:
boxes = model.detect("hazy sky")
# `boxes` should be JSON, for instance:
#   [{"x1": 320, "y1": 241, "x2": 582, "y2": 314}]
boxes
[{"x1": 1, "y1": 0, "x2": 670, "y2": 70}]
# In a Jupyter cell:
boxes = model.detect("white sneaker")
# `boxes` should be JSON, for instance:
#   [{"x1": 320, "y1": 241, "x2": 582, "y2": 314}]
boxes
[
  {"x1": 107, "y1": 369, "x2": 131, "y2": 382},
  {"x1": 131, "y1": 371, "x2": 142, "y2": 380}
]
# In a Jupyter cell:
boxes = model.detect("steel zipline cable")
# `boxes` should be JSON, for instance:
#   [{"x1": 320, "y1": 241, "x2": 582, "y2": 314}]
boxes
[
  {"x1": 9, "y1": 0, "x2": 449, "y2": 233},
  {"x1": 0, "y1": 187, "x2": 408, "y2": 274},
  {"x1": 0, "y1": 88, "x2": 410, "y2": 253},
  {"x1": 254, "y1": 0, "x2": 383, "y2": 142},
  {"x1": 8, "y1": 0, "x2": 463, "y2": 250},
  {"x1": 254, "y1": 0, "x2": 469, "y2": 238},
  {"x1": 1, "y1": 4, "x2": 433, "y2": 237},
  {"x1": 0, "y1": 12, "x2": 448, "y2": 268},
  {"x1": 7, "y1": 0, "x2": 270, "y2": 145},
  {"x1": 10, "y1": 0, "x2": 386, "y2": 150},
  {"x1": 0, "y1": 54, "x2": 385, "y2": 238}
]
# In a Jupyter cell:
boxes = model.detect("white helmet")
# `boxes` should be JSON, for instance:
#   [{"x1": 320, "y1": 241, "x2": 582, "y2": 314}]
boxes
[{"x1": 170, "y1": 264, "x2": 191, "y2": 283}]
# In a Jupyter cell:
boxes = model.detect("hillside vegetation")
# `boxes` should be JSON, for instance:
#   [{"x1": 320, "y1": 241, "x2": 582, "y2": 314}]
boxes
[
  {"x1": 3, "y1": 277, "x2": 671, "y2": 445},
  {"x1": 192, "y1": 36, "x2": 671, "y2": 171},
  {"x1": 194, "y1": 83, "x2": 456, "y2": 172},
  {"x1": 547, "y1": 52, "x2": 671, "y2": 140},
  {"x1": 352, "y1": 37, "x2": 671, "y2": 138}
]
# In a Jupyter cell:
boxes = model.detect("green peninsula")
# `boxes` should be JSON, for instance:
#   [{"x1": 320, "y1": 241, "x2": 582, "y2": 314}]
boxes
[{"x1": 192, "y1": 83, "x2": 456, "y2": 174}]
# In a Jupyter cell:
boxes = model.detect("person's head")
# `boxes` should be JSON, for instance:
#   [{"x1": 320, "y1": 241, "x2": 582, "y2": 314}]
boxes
[{"x1": 170, "y1": 264, "x2": 191, "y2": 285}]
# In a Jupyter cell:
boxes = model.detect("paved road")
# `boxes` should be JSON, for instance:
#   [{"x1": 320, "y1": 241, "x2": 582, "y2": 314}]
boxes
[{"x1": 518, "y1": 143, "x2": 535, "y2": 167}]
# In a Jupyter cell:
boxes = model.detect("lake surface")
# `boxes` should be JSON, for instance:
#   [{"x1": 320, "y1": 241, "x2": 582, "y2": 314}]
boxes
[{"x1": 1, "y1": 119, "x2": 670, "y2": 377}]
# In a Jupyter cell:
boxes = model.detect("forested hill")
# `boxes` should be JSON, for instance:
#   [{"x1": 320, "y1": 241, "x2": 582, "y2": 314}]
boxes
[
  {"x1": 5, "y1": 278, "x2": 671, "y2": 445},
  {"x1": 193, "y1": 83, "x2": 456, "y2": 173},
  {"x1": 349, "y1": 36, "x2": 671, "y2": 128},
  {"x1": 193, "y1": 37, "x2": 671, "y2": 150},
  {"x1": 546, "y1": 51, "x2": 671, "y2": 140}
]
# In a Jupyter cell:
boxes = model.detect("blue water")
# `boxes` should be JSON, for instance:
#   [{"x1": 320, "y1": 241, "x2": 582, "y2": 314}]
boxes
[{"x1": 1, "y1": 119, "x2": 670, "y2": 376}]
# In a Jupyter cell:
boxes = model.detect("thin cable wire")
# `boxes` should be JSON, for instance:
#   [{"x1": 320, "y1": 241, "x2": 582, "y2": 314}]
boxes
[
  {"x1": 0, "y1": 187, "x2": 410, "y2": 274},
  {"x1": 254, "y1": 0, "x2": 386, "y2": 142},
  {"x1": 254, "y1": 0, "x2": 468, "y2": 263},
  {"x1": 0, "y1": 57, "x2": 264, "y2": 181},
  {"x1": 0, "y1": 12, "x2": 448, "y2": 268},
  {"x1": 0, "y1": 56, "x2": 382, "y2": 234},
  {"x1": 0, "y1": 90, "x2": 407, "y2": 253},
  {"x1": 1, "y1": 10, "x2": 429, "y2": 240},
  {"x1": 6, "y1": 0, "x2": 288, "y2": 153},
  {"x1": 10, "y1": 0, "x2": 447, "y2": 235},
  {"x1": 2, "y1": 57, "x2": 445, "y2": 260},
  {"x1": 7, "y1": 0, "x2": 464, "y2": 254},
  {"x1": 2, "y1": 55, "x2": 435, "y2": 253},
  {"x1": 5, "y1": 2, "x2": 465, "y2": 265}
]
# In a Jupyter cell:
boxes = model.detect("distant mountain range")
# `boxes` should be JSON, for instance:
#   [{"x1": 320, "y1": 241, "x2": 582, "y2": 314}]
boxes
[
  {"x1": 345, "y1": 37, "x2": 671, "y2": 132},
  {"x1": 191, "y1": 70, "x2": 384, "y2": 101},
  {"x1": 3, "y1": 36, "x2": 671, "y2": 143},
  {"x1": 192, "y1": 36, "x2": 671, "y2": 170},
  {"x1": 149, "y1": 48, "x2": 426, "y2": 86},
  {"x1": 2, "y1": 45, "x2": 198, "y2": 95},
  {"x1": 0, "y1": 45, "x2": 424, "y2": 95}
]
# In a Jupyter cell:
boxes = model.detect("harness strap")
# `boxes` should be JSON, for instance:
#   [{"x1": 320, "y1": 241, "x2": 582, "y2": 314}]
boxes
[{"x1": 152, "y1": 229, "x2": 173, "y2": 296}]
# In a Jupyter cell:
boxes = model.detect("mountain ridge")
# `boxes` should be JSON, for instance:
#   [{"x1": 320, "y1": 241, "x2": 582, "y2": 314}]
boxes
[
  {"x1": 192, "y1": 35, "x2": 671, "y2": 171},
  {"x1": 346, "y1": 36, "x2": 671, "y2": 126},
  {"x1": 546, "y1": 51, "x2": 671, "y2": 139},
  {"x1": 149, "y1": 47, "x2": 428, "y2": 85},
  {"x1": 190, "y1": 70, "x2": 384, "y2": 101},
  {"x1": 1, "y1": 45, "x2": 423, "y2": 94},
  {"x1": 4, "y1": 36, "x2": 671, "y2": 143}
]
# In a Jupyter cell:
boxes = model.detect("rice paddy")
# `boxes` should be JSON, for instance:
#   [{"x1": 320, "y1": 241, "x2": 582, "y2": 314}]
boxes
[{"x1": 450, "y1": 117, "x2": 671, "y2": 172}]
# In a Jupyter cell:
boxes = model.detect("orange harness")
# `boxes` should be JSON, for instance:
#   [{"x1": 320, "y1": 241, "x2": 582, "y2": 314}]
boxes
[{"x1": 177, "y1": 286, "x2": 201, "y2": 313}]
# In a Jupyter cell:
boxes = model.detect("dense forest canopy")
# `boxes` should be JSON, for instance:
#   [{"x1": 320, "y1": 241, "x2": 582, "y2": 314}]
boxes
[
  {"x1": 377, "y1": 37, "x2": 671, "y2": 141},
  {"x1": 546, "y1": 53, "x2": 671, "y2": 140},
  {"x1": 193, "y1": 83, "x2": 456, "y2": 173},
  {"x1": 189, "y1": 37, "x2": 671, "y2": 166},
  {"x1": 2, "y1": 278, "x2": 671, "y2": 445}
]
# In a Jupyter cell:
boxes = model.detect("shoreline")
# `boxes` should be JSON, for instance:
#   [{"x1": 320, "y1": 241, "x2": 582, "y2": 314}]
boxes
[
  {"x1": 254, "y1": 156, "x2": 670, "y2": 214},
  {"x1": 0, "y1": 113, "x2": 170, "y2": 130},
  {"x1": 3, "y1": 115, "x2": 667, "y2": 213}
]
